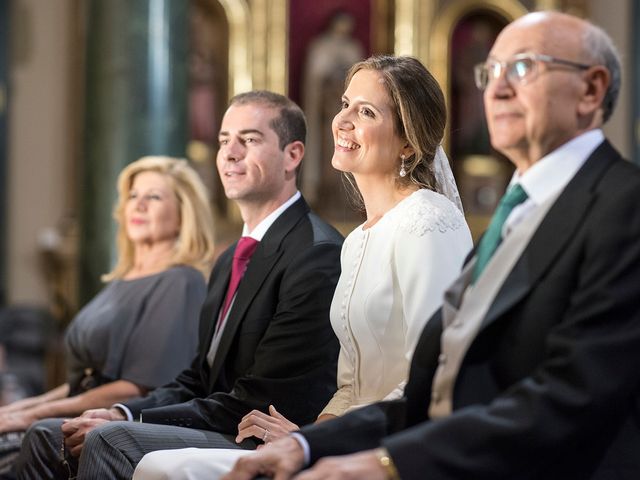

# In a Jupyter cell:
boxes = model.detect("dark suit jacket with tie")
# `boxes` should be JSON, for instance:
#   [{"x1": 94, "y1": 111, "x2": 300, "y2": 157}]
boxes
[
  {"x1": 123, "y1": 197, "x2": 343, "y2": 435},
  {"x1": 301, "y1": 141, "x2": 640, "y2": 480}
]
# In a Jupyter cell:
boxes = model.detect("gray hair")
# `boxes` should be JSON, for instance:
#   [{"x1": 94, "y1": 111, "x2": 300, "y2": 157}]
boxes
[{"x1": 582, "y1": 22, "x2": 621, "y2": 123}]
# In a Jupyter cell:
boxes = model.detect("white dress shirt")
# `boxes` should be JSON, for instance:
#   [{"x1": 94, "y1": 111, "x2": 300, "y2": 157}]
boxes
[
  {"x1": 242, "y1": 190, "x2": 301, "y2": 240},
  {"x1": 504, "y1": 130, "x2": 604, "y2": 236}
]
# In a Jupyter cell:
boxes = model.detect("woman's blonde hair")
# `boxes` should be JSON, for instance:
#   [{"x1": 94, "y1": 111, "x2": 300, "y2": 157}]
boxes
[
  {"x1": 342, "y1": 55, "x2": 446, "y2": 211},
  {"x1": 102, "y1": 156, "x2": 216, "y2": 281}
]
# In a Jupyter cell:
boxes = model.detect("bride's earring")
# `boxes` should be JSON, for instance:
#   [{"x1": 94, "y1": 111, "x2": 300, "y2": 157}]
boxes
[{"x1": 399, "y1": 154, "x2": 407, "y2": 177}]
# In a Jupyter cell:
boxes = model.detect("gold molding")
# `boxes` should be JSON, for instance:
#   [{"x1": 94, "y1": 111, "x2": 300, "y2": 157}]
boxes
[
  {"x1": 251, "y1": 0, "x2": 267, "y2": 89},
  {"x1": 429, "y1": 0, "x2": 529, "y2": 150},
  {"x1": 218, "y1": 0, "x2": 252, "y2": 97},
  {"x1": 415, "y1": 0, "x2": 437, "y2": 65},
  {"x1": 535, "y1": 0, "x2": 560, "y2": 10},
  {"x1": 394, "y1": 0, "x2": 417, "y2": 56},
  {"x1": 430, "y1": 0, "x2": 528, "y2": 86},
  {"x1": 250, "y1": 0, "x2": 287, "y2": 94},
  {"x1": 395, "y1": 0, "x2": 437, "y2": 64},
  {"x1": 267, "y1": 0, "x2": 288, "y2": 94}
]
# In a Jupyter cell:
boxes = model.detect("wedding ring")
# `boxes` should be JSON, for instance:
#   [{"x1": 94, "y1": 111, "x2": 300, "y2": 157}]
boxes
[{"x1": 262, "y1": 428, "x2": 269, "y2": 442}]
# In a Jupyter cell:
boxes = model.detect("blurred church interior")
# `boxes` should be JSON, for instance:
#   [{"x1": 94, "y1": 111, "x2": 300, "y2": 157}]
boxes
[{"x1": 0, "y1": 0, "x2": 638, "y2": 398}]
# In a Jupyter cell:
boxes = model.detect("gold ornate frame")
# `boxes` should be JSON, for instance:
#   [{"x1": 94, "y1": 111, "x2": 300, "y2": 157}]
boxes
[
  {"x1": 214, "y1": 0, "x2": 577, "y2": 110},
  {"x1": 394, "y1": 0, "x2": 437, "y2": 57},
  {"x1": 251, "y1": 0, "x2": 288, "y2": 93},
  {"x1": 430, "y1": 1, "x2": 529, "y2": 84},
  {"x1": 428, "y1": 0, "x2": 529, "y2": 149},
  {"x1": 217, "y1": 0, "x2": 252, "y2": 96}
]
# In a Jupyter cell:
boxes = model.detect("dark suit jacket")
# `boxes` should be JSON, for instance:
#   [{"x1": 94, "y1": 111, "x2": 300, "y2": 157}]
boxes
[
  {"x1": 302, "y1": 141, "x2": 640, "y2": 480},
  {"x1": 124, "y1": 197, "x2": 343, "y2": 435}
]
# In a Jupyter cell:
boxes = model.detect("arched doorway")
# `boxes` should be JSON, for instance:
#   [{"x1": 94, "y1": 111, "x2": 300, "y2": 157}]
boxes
[{"x1": 430, "y1": 0, "x2": 528, "y2": 239}]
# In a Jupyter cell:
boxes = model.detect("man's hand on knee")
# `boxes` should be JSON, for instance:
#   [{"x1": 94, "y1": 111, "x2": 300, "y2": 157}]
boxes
[
  {"x1": 82, "y1": 407, "x2": 127, "y2": 421},
  {"x1": 61, "y1": 408, "x2": 125, "y2": 457},
  {"x1": 223, "y1": 436, "x2": 305, "y2": 480}
]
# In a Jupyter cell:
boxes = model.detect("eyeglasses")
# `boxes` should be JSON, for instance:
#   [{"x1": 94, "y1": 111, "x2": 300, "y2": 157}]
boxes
[{"x1": 474, "y1": 53, "x2": 593, "y2": 90}]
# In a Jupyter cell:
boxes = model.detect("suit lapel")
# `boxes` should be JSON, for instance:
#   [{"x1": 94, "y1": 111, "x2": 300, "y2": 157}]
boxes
[
  {"x1": 442, "y1": 262, "x2": 474, "y2": 329},
  {"x1": 208, "y1": 197, "x2": 310, "y2": 385},
  {"x1": 479, "y1": 141, "x2": 618, "y2": 331}
]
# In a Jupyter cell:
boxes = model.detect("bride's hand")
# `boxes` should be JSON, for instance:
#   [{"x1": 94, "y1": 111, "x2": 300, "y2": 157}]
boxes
[{"x1": 235, "y1": 405, "x2": 299, "y2": 444}]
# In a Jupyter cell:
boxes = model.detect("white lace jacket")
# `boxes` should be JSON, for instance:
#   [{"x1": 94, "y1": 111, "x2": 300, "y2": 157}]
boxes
[{"x1": 321, "y1": 189, "x2": 473, "y2": 416}]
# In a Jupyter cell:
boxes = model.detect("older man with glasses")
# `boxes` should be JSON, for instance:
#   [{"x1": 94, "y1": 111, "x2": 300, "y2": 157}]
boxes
[{"x1": 223, "y1": 11, "x2": 640, "y2": 480}]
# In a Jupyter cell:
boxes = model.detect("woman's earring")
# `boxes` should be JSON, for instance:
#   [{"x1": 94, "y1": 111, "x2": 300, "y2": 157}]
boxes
[{"x1": 399, "y1": 154, "x2": 407, "y2": 178}]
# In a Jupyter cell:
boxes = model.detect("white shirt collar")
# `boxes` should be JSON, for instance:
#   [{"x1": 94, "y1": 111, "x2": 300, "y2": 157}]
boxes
[
  {"x1": 241, "y1": 191, "x2": 301, "y2": 241},
  {"x1": 510, "y1": 129, "x2": 604, "y2": 205}
]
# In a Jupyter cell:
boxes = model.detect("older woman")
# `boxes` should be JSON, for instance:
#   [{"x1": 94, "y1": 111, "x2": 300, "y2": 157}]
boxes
[
  {"x1": 133, "y1": 56, "x2": 472, "y2": 479},
  {"x1": 0, "y1": 156, "x2": 215, "y2": 472}
]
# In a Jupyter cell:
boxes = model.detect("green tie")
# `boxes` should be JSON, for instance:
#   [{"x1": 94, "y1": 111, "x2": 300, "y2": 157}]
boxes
[{"x1": 472, "y1": 184, "x2": 528, "y2": 283}]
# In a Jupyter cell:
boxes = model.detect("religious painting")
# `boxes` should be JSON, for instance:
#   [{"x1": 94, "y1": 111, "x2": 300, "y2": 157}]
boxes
[{"x1": 289, "y1": 0, "x2": 391, "y2": 230}]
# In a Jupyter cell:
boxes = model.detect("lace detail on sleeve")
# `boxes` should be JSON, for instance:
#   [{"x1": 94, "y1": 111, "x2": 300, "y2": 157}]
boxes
[{"x1": 397, "y1": 190, "x2": 466, "y2": 236}]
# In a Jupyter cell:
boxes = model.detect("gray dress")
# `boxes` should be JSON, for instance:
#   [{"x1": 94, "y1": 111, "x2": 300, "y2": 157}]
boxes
[{"x1": 64, "y1": 265, "x2": 206, "y2": 394}]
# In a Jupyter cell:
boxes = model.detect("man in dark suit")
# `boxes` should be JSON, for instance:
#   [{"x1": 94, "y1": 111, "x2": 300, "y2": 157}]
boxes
[
  {"x1": 15, "y1": 91, "x2": 343, "y2": 479},
  {"x1": 225, "y1": 12, "x2": 640, "y2": 480}
]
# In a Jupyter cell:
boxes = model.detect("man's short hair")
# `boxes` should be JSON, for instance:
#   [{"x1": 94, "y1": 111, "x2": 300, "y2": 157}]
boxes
[
  {"x1": 582, "y1": 22, "x2": 621, "y2": 123},
  {"x1": 229, "y1": 91, "x2": 307, "y2": 150}
]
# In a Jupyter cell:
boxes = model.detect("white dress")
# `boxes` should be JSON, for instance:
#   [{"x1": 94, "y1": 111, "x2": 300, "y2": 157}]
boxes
[
  {"x1": 321, "y1": 188, "x2": 471, "y2": 415},
  {"x1": 133, "y1": 189, "x2": 473, "y2": 480}
]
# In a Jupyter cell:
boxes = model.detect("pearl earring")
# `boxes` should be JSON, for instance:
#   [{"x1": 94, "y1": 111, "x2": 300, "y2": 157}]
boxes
[{"x1": 399, "y1": 154, "x2": 407, "y2": 178}]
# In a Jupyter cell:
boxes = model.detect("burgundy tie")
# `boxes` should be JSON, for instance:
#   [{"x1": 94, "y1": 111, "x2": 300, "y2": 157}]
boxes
[{"x1": 217, "y1": 237, "x2": 259, "y2": 329}]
